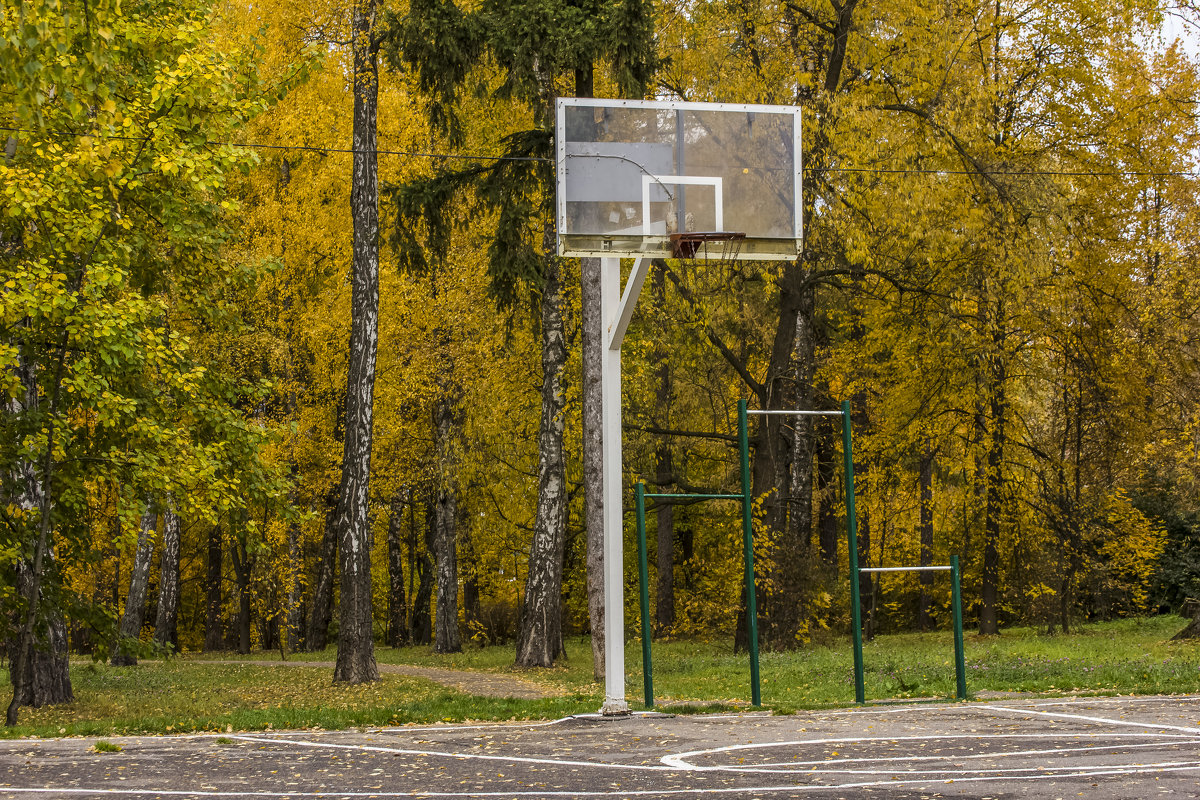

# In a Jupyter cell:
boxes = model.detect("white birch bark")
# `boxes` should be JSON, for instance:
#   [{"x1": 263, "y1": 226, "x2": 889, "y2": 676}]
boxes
[
  {"x1": 333, "y1": 0, "x2": 381, "y2": 684},
  {"x1": 112, "y1": 508, "x2": 156, "y2": 666}
]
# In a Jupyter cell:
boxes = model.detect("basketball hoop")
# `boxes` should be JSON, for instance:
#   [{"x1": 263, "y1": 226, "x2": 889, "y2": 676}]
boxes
[{"x1": 668, "y1": 231, "x2": 747, "y2": 264}]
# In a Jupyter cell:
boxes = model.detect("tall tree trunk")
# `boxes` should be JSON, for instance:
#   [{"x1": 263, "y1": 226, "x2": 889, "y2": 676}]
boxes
[
  {"x1": 230, "y1": 530, "x2": 254, "y2": 655},
  {"x1": 581, "y1": 255, "x2": 605, "y2": 679},
  {"x1": 654, "y1": 448, "x2": 675, "y2": 636},
  {"x1": 771, "y1": 268, "x2": 817, "y2": 646},
  {"x1": 575, "y1": 58, "x2": 605, "y2": 680},
  {"x1": 410, "y1": 504, "x2": 435, "y2": 645},
  {"x1": 516, "y1": 251, "x2": 568, "y2": 667},
  {"x1": 5, "y1": 344, "x2": 73, "y2": 721},
  {"x1": 8, "y1": 573, "x2": 72, "y2": 711},
  {"x1": 204, "y1": 522, "x2": 224, "y2": 651},
  {"x1": 431, "y1": 397, "x2": 462, "y2": 654},
  {"x1": 979, "y1": 319, "x2": 1007, "y2": 636},
  {"x1": 333, "y1": 0, "x2": 381, "y2": 685},
  {"x1": 154, "y1": 503, "x2": 181, "y2": 651},
  {"x1": 816, "y1": 424, "x2": 841, "y2": 570},
  {"x1": 918, "y1": 444, "x2": 935, "y2": 631},
  {"x1": 112, "y1": 509, "x2": 156, "y2": 666},
  {"x1": 306, "y1": 485, "x2": 339, "y2": 651},
  {"x1": 285, "y1": 512, "x2": 304, "y2": 653},
  {"x1": 386, "y1": 488, "x2": 410, "y2": 647}
]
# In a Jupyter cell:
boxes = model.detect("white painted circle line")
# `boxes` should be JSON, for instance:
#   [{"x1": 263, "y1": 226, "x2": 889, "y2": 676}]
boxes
[
  {"x1": 660, "y1": 731, "x2": 1199, "y2": 769},
  {"x1": 713, "y1": 757, "x2": 1200, "y2": 777},
  {"x1": 715, "y1": 736, "x2": 1200, "y2": 770},
  {"x1": 985, "y1": 704, "x2": 1200, "y2": 735},
  {"x1": 10, "y1": 764, "x2": 1200, "y2": 798}
]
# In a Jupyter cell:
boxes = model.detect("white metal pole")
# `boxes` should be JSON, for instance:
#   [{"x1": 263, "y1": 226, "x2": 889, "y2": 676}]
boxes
[{"x1": 599, "y1": 256, "x2": 629, "y2": 715}]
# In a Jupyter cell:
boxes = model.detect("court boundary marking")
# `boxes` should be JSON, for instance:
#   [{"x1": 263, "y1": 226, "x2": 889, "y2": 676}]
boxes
[{"x1": 6, "y1": 699, "x2": 1200, "y2": 798}]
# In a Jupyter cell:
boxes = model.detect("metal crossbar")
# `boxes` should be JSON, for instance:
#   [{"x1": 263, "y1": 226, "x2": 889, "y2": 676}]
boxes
[
  {"x1": 747, "y1": 409, "x2": 843, "y2": 417},
  {"x1": 860, "y1": 566, "x2": 951, "y2": 574},
  {"x1": 644, "y1": 493, "x2": 741, "y2": 500}
]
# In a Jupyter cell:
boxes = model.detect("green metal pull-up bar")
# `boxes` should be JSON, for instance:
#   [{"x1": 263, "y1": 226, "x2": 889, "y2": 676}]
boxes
[{"x1": 634, "y1": 399, "x2": 856, "y2": 710}]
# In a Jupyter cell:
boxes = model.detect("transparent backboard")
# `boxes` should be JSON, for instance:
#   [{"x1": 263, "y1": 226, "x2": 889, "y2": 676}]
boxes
[{"x1": 556, "y1": 98, "x2": 802, "y2": 260}]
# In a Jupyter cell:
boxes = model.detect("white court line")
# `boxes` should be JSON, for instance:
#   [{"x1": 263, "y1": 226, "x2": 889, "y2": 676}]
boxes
[
  {"x1": 715, "y1": 762, "x2": 1200, "y2": 777},
  {"x1": 8, "y1": 762, "x2": 1200, "y2": 798},
  {"x1": 719, "y1": 736, "x2": 1200, "y2": 770},
  {"x1": 985, "y1": 704, "x2": 1200, "y2": 735},
  {"x1": 660, "y1": 731, "x2": 1199, "y2": 769},
  {"x1": 231, "y1": 734, "x2": 674, "y2": 771},
  {"x1": 1024, "y1": 694, "x2": 1200, "y2": 706}
]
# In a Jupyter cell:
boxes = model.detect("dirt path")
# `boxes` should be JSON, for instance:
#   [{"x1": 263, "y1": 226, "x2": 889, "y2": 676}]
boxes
[{"x1": 201, "y1": 659, "x2": 553, "y2": 700}]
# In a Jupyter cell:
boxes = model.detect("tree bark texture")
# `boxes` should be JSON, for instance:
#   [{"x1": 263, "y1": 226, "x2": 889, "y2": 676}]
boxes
[
  {"x1": 516, "y1": 253, "x2": 568, "y2": 667},
  {"x1": 285, "y1": 513, "x2": 304, "y2": 653},
  {"x1": 918, "y1": 445, "x2": 935, "y2": 631},
  {"x1": 5, "y1": 347, "x2": 74, "y2": 718},
  {"x1": 979, "y1": 331, "x2": 1007, "y2": 636},
  {"x1": 386, "y1": 488, "x2": 410, "y2": 647},
  {"x1": 306, "y1": 486, "x2": 339, "y2": 651},
  {"x1": 580, "y1": 255, "x2": 605, "y2": 678},
  {"x1": 769, "y1": 268, "x2": 817, "y2": 647},
  {"x1": 112, "y1": 509, "x2": 156, "y2": 666},
  {"x1": 204, "y1": 522, "x2": 224, "y2": 651},
  {"x1": 432, "y1": 397, "x2": 462, "y2": 655},
  {"x1": 333, "y1": 0, "x2": 381, "y2": 685},
  {"x1": 410, "y1": 505, "x2": 436, "y2": 645},
  {"x1": 153, "y1": 503, "x2": 181, "y2": 650},
  {"x1": 654, "y1": 447, "x2": 675, "y2": 635},
  {"x1": 816, "y1": 426, "x2": 841, "y2": 570},
  {"x1": 11, "y1": 563, "x2": 71, "y2": 710},
  {"x1": 230, "y1": 530, "x2": 254, "y2": 655},
  {"x1": 9, "y1": 594, "x2": 72, "y2": 709}
]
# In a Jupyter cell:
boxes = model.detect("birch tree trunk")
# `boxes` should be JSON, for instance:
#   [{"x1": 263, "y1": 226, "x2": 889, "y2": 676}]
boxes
[
  {"x1": 153, "y1": 503, "x2": 181, "y2": 650},
  {"x1": 332, "y1": 0, "x2": 381, "y2": 685},
  {"x1": 112, "y1": 509, "x2": 156, "y2": 666},
  {"x1": 432, "y1": 398, "x2": 462, "y2": 654},
  {"x1": 516, "y1": 251, "x2": 568, "y2": 667},
  {"x1": 580, "y1": 255, "x2": 605, "y2": 678},
  {"x1": 6, "y1": 335, "x2": 73, "y2": 721},
  {"x1": 387, "y1": 488, "x2": 409, "y2": 647}
]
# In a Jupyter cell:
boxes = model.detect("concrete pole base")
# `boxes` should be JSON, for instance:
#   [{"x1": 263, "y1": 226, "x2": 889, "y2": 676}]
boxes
[{"x1": 600, "y1": 699, "x2": 631, "y2": 716}]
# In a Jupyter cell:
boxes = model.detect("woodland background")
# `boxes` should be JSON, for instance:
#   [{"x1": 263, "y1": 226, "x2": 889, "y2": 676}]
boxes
[{"x1": 4, "y1": 0, "x2": 1200, "y2": 716}]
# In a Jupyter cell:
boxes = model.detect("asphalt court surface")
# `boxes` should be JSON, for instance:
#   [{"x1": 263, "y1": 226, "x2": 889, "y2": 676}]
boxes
[{"x1": 5, "y1": 695, "x2": 1200, "y2": 798}]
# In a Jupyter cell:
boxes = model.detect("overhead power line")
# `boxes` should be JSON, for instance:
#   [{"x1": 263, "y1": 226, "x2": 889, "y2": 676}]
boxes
[{"x1": 3, "y1": 125, "x2": 1198, "y2": 178}]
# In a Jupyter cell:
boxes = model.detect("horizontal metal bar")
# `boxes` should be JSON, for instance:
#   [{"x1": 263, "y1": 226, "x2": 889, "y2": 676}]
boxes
[
  {"x1": 859, "y1": 566, "x2": 952, "y2": 573},
  {"x1": 644, "y1": 493, "x2": 743, "y2": 500},
  {"x1": 746, "y1": 410, "x2": 844, "y2": 417}
]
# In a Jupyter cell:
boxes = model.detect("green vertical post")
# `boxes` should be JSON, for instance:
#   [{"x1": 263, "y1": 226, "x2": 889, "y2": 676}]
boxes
[
  {"x1": 950, "y1": 554, "x2": 967, "y2": 701},
  {"x1": 738, "y1": 399, "x2": 761, "y2": 707},
  {"x1": 842, "y1": 400, "x2": 865, "y2": 705},
  {"x1": 635, "y1": 482, "x2": 653, "y2": 708}
]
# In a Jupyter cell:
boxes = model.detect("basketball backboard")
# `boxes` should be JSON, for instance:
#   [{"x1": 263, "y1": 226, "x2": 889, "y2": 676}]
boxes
[{"x1": 556, "y1": 98, "x2": 802, "y2": 260}]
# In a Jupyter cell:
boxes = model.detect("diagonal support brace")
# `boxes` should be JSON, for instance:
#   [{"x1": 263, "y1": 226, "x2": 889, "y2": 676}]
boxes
[{"x1": 606, "y1": 257, "x2": 650, "y2": 351}]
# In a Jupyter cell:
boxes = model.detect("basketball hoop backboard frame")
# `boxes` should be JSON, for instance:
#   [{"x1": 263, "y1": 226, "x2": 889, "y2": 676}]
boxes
[{"x1": 556, "y1": 98, "x2": 802, "y2": 261}]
